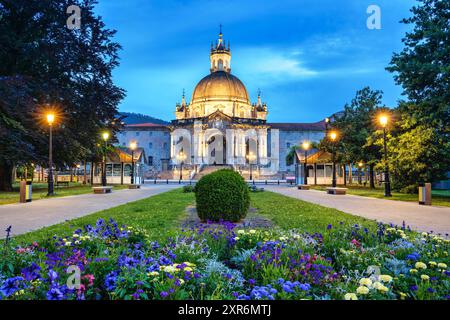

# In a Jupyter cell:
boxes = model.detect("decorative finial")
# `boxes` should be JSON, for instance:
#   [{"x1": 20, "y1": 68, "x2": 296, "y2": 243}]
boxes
[
  {"x1": 219, "y1": 24, "x2": 222, "y2": 35},
  {"x1": 257, "y1": 89, "x2": 262, "y2": 105}
]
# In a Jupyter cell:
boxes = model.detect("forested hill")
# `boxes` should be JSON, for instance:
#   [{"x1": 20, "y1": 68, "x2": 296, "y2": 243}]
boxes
[{"x1": 119, "y1": 112, "x2": 169, "y2": 125}]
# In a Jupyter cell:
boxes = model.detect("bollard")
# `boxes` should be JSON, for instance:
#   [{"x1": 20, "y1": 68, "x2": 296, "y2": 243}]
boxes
[
  {"x1": 418, "y1": 182, "x2": 432, "y2": 205},
  {"x1": 19, "y1": 181, "x2": 32, "y2": 203}
]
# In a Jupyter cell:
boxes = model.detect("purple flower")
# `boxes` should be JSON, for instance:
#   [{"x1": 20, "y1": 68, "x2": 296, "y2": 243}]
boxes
[
  {"x1": 160, "y1": 291, "x2": 169, "y2": 298},
  {"x1": 327, "y1": 224, "x2": 332, "y2": 230},
  {"x1": 46, "y1": 287, "x2": 64, "y2": 300},
  {"x1": 21, "y1": 263, "x2": 41, "y2": 281},
  {"x1": 0, "y1": 277, "x2": 25, "y2": 297}
]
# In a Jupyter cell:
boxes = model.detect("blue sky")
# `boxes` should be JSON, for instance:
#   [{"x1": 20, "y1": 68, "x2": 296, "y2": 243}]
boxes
[{"x1": 95, "y1": 0, "x2": 416, "y2": 122}]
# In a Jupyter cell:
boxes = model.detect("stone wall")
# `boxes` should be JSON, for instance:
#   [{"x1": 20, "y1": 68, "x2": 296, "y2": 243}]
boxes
[{"x1": 117, "y1": 127, "x2": 171, "y2": 172}]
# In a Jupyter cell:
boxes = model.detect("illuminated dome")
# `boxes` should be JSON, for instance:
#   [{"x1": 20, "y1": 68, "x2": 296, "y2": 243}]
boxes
[{"x1": 191, "y1": 71, "x2": 250, "y2": 104}]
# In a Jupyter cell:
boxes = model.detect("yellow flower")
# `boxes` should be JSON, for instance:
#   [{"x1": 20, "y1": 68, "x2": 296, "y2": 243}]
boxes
[
  {"x1": 359, "y1": 278, "x2": 372, "y2": 287},
  {"x1": 429, "y1": 261, "x2": 437, "y2": 267},
  {"x1": 437, "y1": 263, "x2": 447, "y2": 269},
  {"x1": 147, "y1": 271, "x2": 159, "y2": 277},
  {"x1": 184, "y1": 262, "x2": 196, "y2": 267},
  {"x1": 249, "y1": 229, "x2": 256, "y2": 234},
  {"x1": 237, "y1": 230, "x2": 245, "y2": 235},
  {"x1": 72, "y1": 234, "x2": 80, "y2": 238},
  {"x1": 184, "y1": 267, "x2": 193, "y2": 272},
  {"x1": 163, "y1": 266, "x2": 176, "y2": 273},
  {"x1": 344, "y1": 293, "x2": 358, "y2": 300},
  {"x1": 373, "y1": 282, "x2": 389, "y2": 292},
  {"x1": 65, "y1": 242, "x2": 72, "y2": 246},
  {"x1": 409, "y1": 269, "x2": 418, "y2": 274},
  {"x1": 378, "y1": 275, "x2": 393, "y2": 283},
  {"x1": 356, "y1": 286, "x2": 370, "y2": 295},
  {"x1": 415, "y1": 262, "x2": 427, "y2": 270},
  {"x1": 398, "y1": 292, "x2": 407, "y2": 300},
  {"x1": 421, "y1": 274, "x2": 430, "y2": 281},
  {"x1": 234, "y1": 237, "x2": 240, "y2": 241}
]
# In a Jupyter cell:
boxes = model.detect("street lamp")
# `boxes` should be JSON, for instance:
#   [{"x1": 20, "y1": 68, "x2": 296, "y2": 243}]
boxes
[
  {"x1": 46, "y1": 113, "x2": 55, "y2": 196},
  {"x1": 329, "y1": 131, "x2": 338, "y2": 188},
  {"x1": 302, "y1": 141, "x2": 310, "y2": 185},
  {"x1": 129, "y1": 141, "x2": 137, "y2": 185},
  {"x1": 176, "y1": 151, "x2": 186, "y2": 180},
  {"x1": 379, "y1": 115, "x2": 391, "y2": 197},
  {"x1": 101, "y1": 132, "x2": 109, "y2": 187},
  {"x1": 246, "y1": 152, "x2": 256, "y2": 180},
  {"x1": 358, "y1": 161, "x2": 363, "y2": 185}
]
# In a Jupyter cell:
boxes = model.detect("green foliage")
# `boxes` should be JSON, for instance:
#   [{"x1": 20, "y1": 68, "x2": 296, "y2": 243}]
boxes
[
  {"x1": 387, "y1": 121, "x2": 450, "y2": 191},
  {"x1": 195, "y1": 169, "x2": 250, "y2": 222},
  {"x1": 0, "y1": 0, "x2": 125, "y2": 190},
  {"x1": 182, "y1": 185, "x2": 194, "y2": 193},
  {"x1": 386, "y1": 0, "x2": 450, "y2": 189}
]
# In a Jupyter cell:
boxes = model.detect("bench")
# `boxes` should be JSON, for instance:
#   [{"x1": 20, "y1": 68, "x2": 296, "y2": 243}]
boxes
[
  {"x1": 56, "y1": 181, "x2": 70, "y2": 187},
  {"x1": 128, "y1": 184, "x2": 141, "y2": 189},
  {"x1": 297, "y1": 184, "x2": 310, "y2": 190},
  {"x1": 92, "y1": 186, "x2": 113, "y2": 194},
  {"x1": 326, "y1": 187, "x2": 348, "y2": 195}
]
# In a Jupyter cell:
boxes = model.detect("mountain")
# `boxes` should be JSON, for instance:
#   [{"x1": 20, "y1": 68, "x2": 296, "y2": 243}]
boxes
[{"x1": 118, "y1": 112, "x2": 169, "y2": 125}]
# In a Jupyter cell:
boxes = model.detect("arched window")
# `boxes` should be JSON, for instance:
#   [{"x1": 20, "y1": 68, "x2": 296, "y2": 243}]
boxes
[{"x1": 218, "y1": 59, "x2": 223, "y2": 71}]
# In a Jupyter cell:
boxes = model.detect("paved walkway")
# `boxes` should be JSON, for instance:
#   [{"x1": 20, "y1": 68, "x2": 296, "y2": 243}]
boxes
[
  {"x1": 265, "y1": 186, "x2": 450, "y2": 235},
  {"x1": 0, "y1": 185, "x2": 179, "y2": 238}
]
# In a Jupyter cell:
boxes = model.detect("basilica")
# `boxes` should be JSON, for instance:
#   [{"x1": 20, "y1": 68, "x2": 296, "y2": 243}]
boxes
[{"x1": 118, "y1": 30, "x2": 328, "y2": 179}]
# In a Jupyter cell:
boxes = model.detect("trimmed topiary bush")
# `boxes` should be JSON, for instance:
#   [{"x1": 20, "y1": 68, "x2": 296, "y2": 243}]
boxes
[{"x1": 195, "y1": 169, "x2": 250, "y2": 222}]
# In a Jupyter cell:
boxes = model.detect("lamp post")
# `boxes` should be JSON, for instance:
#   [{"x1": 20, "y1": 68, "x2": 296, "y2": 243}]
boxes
[
  {"x1": 46, "y1": 113, "x2": 55, "y2": 196},
  {"x1": 329, "y1": 131, "x2": 338, "y2": 188},
  {"x1": 101, "y1": 132, "x2": 109, "y2": 187},
  {"x1": 379, "y1": 115, "x2": 392, "y2": 197},
  {"x1": 176, "y1": 151, "x2": 186, "y2": 180},
  {"x1": 129, "y1": 141, "x2": 137, "y2": 184},
  {"x1": 302, "y1": 141, "x2": 310, "y2": 185},
  {"x1": 246, "y1": 152, "x2": 256, "y2": 180},
  {"x1": 76, "y1": 164, "x2": 80, "y2": 183},
  {"x1": 358, "y1": 161, "x2": 363, "y2": 185}
]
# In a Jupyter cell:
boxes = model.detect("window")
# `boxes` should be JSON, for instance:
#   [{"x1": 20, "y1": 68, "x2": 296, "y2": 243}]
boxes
[
  {"x1": 287, "y1": 142, "x2": 291, "y2": 149},
  {"x1": 149, "y1": 142, "x2": 153, "y2": 149},
  {"x1": 163, "y1": 142, "x2": 168, "y2": 149},
  {"x1": 135, "y1": 132, "x2": 140, "y2": 136},
  {"x1": 149, "y1": 131, "x2": 153, "y2": 136},
  {"x1": 148, "y1": 156, "x2": 153, "y2": 166},
  {"x1": 164, "y1": 132, "x2": 169, "y2": 136},
  {"x1": 122, "y1": 142, "x2": 126, "y2": 146}
]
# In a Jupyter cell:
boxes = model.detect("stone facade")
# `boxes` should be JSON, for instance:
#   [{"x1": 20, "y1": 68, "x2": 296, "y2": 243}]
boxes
[{"x1": 117, "y1": 124, "x2": 171, "y2": 173}]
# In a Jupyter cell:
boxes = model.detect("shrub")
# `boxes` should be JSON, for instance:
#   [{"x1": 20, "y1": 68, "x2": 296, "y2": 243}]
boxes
[
  {"x1": 183, "y1": 185, "x2": 194, "y2": 193},
  {"x1": 195, "y1": 169, "x2": 249, "y2": 222}
]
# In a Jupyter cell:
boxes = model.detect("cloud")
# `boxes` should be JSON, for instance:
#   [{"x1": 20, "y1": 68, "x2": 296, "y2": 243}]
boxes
[{"x1": 234, "y1": 47, "x2": 319, "y2": 85}]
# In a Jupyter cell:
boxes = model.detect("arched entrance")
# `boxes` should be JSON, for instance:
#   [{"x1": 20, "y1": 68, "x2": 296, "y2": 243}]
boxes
[{"x1": 207, "y1": 134, "x2": 226, "y2": 165}]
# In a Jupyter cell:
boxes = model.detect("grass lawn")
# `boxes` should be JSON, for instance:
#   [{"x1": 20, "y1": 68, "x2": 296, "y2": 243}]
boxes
[
  {"x1": 309, "y1": 184, "x2": 450, "y2": 207},
  {"x1": 0, "y1": 182, "x2": 127, "y2": 205},
  {"x1": 250, "y1": 191, "x2": 377, "y2": 233},
  {"x1": 13, "y1": 188, "x2": 195, "y2": 244},
  {"x1": 12, "y1": 189, "x2": 378, "y2": 245}
]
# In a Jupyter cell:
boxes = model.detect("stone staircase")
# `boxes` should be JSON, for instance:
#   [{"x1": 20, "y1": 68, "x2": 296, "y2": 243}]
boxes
[{"x1": 193, "y1": 165, "x2": 233, "y2": 180}]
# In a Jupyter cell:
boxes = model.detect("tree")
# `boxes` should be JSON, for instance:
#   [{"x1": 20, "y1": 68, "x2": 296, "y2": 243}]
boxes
[
  {"x1": 0, "y1": 0, "x2": 125, "y2": 190},
  {"x1": 323, "y1": 87, "x2": 384, "y2": 188},
  {"x1": 386, "y1": 0, "x2": 450, "y2": 190}
]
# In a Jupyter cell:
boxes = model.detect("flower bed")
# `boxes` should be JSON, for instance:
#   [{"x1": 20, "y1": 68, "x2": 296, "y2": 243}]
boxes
[{"x1": 0, "y1": 219, "x2": 449, "y2": 300}]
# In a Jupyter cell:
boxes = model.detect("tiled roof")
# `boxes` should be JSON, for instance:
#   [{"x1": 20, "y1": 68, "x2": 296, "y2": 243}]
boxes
[{"x1": 268, "y1": 120, "x2": 326, "y2": 131}]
